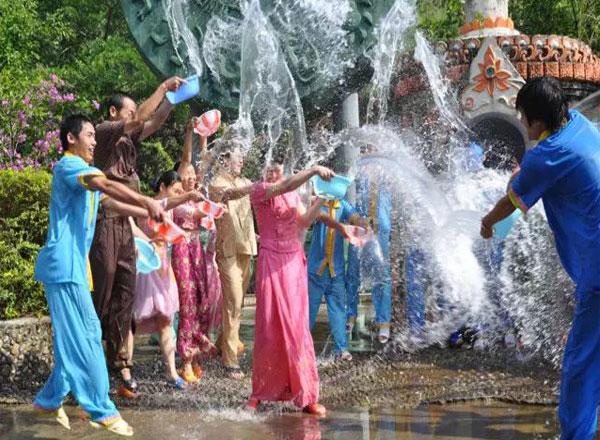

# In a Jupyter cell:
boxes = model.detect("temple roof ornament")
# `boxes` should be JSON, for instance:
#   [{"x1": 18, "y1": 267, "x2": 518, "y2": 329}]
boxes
[{"x1": 461, "y1": 38, "x2": 525, "y2": 118}]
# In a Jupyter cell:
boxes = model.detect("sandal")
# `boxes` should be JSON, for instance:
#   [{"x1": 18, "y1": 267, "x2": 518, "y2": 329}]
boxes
[
  {"x1": 192, "y1": 364, "x2": 204, "y2": 380},
  {"x1": 179, "y1": 368, "x2": 200, "y2": 384},
  {"x1": 338, "y1": 351, "x2": 353, "y2": 361},
  {"x1": 378, "y1": 326, "x2": 390, "y2": 344},
  {"x1": 34, "y1": 404, "x2": 70, "y2": 430},
  {"x1": 225, "y1": 366, "x2": 245, "y2": 380},
  {"x1": 117, "y1": 378, "x2": 139, "y2": 399},
  {"x1": 303, "y1": 403, "x2": 327, "y2": 417},
  {"x1": 90, "y1": 417, "x2": 134, "y2": 437},
  {"x1": 245, "y1": 398, "x2": 260, "y2": 411},
  {"x1": 168, "y1": 376, "x2": 187, "y2": 390}
]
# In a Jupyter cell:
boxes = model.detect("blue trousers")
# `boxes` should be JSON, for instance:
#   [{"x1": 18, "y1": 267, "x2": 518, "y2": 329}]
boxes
[
  {"x1": 34, "y1": 283, "x2": 119, "y2": 423},
  {"x1": 346, "y1": 244, "x2": 392, "y2": 324},
  {"x1": 559, "y1": 286, "x2": 600, "y2": 440},
  {"x1": 308, "y1": 271, "x2": 348, "y2": 353},
  {"x1": 405, "y1": 248, "x2": 426, "y2": 335}
]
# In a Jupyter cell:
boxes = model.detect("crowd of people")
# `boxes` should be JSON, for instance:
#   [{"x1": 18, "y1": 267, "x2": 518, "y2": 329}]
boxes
[{"x1": 30, "y1": 75, "x2": 600, "y2": 440}]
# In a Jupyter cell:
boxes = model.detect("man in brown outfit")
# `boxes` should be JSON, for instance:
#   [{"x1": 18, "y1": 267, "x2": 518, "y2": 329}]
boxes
[
  {"x1": 211, "y1": 150, "x2": 257, "y2": 379},
  {"x1": 90, "y1": 76, "x2": 184, "y2": 397}
]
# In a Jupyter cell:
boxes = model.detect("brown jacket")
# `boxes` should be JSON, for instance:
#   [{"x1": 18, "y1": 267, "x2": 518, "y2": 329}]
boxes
[{"x1": 211, "y1": 171, "x2": 257, "y2": 258}]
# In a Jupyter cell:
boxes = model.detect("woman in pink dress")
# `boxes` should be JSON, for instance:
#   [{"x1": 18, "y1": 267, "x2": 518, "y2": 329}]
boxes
[
  {"x1": 130, "y1": 170, "x2": 198, "y2": 390},
  {"x1": 224, "y1": 162, "x2": 334, "y2": 416},
  {"x1": 171, "y1": 120, "x2": 224, "y2": 383}
]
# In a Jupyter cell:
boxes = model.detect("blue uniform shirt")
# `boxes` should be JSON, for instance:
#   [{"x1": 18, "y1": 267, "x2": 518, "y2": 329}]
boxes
[
  {"x1": 35, "y1": 153, "x2": 104, "y2": 289},
  {"x1": 307, "y1": 199, "x2": 357, "y2": 277},
  {"x1": 510, "y1": 110, "x2": 600, "y2": 284}
]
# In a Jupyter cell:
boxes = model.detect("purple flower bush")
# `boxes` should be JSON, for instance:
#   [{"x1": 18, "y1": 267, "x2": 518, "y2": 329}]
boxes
[{"x1": 0, "y1": 74, "x2": 98, "y2": 170}]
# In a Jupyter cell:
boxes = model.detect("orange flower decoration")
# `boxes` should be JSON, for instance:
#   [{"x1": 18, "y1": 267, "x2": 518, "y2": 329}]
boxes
[{"x1": 473, "y1": 47, "x2": 512, "y2": 96}]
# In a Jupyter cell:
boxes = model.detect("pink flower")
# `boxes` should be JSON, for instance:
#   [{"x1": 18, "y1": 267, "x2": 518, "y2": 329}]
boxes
[
  {"x1": 50, "y1": 73, "x2": 59, "y2": 83},
  {"x1": 92, "y1": 100, "x2": 101, "y2": 110},
  {"x1": 1, "y1": 100, "x2": 9, "y2": 107},
  {"x1": 22, "y1": 96, "x2": 31, "y2": 107},
  {"x1": 17, "y1": 133, "x2": 26, "y2": 144},
  {"x1": 63, "y1": 93, "x2": 75, "y2": 102}
]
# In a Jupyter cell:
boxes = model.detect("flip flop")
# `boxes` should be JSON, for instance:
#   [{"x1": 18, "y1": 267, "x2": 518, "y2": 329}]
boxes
[
  {"x1": 245, "y1": 398, "x2": 260, "y2": 411},
  {"x1": 90, "y1": 417, "x2": 134, "y2": 437},
  {"x1": 225, "y1": 366, "x2": 245, "y2": 380},
  {"x1": 34, "y1": 405, "x2": 70, "y2": 430},
  {"x1": 168, "y1": 376, "x2": 187, "y2": 390},
  {"x1": 303, "y1": 403, "x2": 327, "y2": 417}
]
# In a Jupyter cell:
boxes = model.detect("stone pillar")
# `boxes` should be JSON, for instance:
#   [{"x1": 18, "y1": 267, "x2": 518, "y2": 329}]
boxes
[
  {"x1": 333, "y1": 93, "x2": 360, "y2": 176},
  {"x1": 464, "y1": 0, "x2": 509, "y2": 23}
]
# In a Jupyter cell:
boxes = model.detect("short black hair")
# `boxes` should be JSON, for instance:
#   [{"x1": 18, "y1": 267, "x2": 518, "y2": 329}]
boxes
[
  {"x1": 151, "y1": 170, "x2": 181, "y2": 193},
  {"x1": 102, "y1": 93, "x2": 133, "y2": 119},
  {"x1": 515, "y1": 77, "x2": 568, "y2": 132},
  {"x1": 59, "y1": 113, "x2": 93, "y2": 151}
]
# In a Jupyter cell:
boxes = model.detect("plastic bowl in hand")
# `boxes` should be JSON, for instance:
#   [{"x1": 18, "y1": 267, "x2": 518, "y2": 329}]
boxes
[
  {"x1": 311, "y1": 175, "x2": 353, "y2": 200},
  {"x1": 134, "y1": 238, "x2": 161, "y2": 274},
  {"x1": 494, "y1": 210, "x2": 522, "y2": 240},
  {"x1": 166, "y1": 74, "x2": 200, "y2": 105}
]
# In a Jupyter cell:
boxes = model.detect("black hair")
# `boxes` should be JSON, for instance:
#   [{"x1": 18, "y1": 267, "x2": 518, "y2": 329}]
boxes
[
  {"x1": 515, "y1": 76, "x2": 568, "y2": 132},
  {"x1": 59, "y1": 113, "x2": 93, "y2": 151},
  {"x1": 151, "y1": 170, "x2": 181, "y2": 193},
  {"x1": 102, "y1": 93, "x2": 133, "y2": 119}
]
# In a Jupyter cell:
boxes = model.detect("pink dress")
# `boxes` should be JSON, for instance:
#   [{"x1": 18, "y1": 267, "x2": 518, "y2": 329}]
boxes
[
  {"x1": 171, "y1": 201, "x2": 215, "y2": 362},
  {"x1": 203, "y1": 230, "x2": 222, "y2": 333},
  {"x1": 133, "y1": 200, "x2": 179, "y2": 334},
  {"x1": 250, "y1": 182, "x2": 319, "y2": 408}
]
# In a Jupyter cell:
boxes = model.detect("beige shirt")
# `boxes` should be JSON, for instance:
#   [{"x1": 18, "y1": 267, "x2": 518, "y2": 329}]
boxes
[{"x1": 211, "y1": 171, "x2": 257, "y2": 258}]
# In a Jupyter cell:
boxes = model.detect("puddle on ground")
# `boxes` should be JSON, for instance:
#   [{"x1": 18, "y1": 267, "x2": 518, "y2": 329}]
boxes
[{"x1": 0, "y1": 401, "x2": 561, "y2": 439}]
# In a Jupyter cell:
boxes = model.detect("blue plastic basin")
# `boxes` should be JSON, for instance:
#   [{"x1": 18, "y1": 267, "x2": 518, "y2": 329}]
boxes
[
  {"x1": 134, "y1": 237, "x2": 161, "y2": 274},
  {"x1": 166, "y1": 74, "x2": 200, "y2": 105},
  {"x1": 311, "y1": 175, "x2": 353, "y2": 200},
  {"x1": 494, "y1": 210, "x2": 522, "y2": 240}
]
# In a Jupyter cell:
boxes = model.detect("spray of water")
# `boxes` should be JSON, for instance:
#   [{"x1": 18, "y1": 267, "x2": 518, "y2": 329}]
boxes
[
  {"x1": 366, "y1": 0, "x2": 416, "y2": 124},
  {"x1": 162, "y1": 0, "x2": 204, "y2": 76}
]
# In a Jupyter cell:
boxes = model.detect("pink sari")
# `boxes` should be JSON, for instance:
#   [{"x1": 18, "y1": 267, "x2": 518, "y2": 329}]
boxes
[{"x1": 250, "y1": 182, "x2": 319, "y2": 408}]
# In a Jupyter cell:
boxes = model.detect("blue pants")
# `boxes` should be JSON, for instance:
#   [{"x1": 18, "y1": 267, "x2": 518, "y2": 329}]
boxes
[
  {"x1": 34, "y1": 283, "x2": 119, "y2": 423},
  {"x1": 309, "y1": 271, "x2": 348, "y2": 353},
  {"x1": 405, "y1": 248, "x2": 426, "y2": 335},
  {"x1": 559, "y1": 286, "x2": 600, "y2": 440},
  {"x1": 346, "y1": 243, "x2": 392, "y2": 325}
]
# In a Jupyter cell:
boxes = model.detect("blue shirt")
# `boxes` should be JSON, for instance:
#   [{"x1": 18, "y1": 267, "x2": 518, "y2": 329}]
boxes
[
  {"x1": 35, "y1": 153, "x2": 104, "y2": 288},
  {"x1": 354, "y1": 174, "x2": 392, "y2": 258},
  {"x1": 307, "y1": 199, "x2": 357, "y2": 277},
  {"x1": 510, "y1": 110, "x2": 600, "y2": 285}
]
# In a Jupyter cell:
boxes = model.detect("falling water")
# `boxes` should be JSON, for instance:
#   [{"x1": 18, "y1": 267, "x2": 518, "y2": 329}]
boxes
[
  {"x1": 414, "y1": 31, "x2": 469, "y2": 132},
  {"x1": 366, "y1": 0, "x2": 416, "y2": 124},
  {"x1": 162, "y1": 0, "x2": 204, "y2": 76}
]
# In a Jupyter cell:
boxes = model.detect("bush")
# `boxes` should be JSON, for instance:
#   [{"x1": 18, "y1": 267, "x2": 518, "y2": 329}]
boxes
[
  {"x1": 0, "y1": 168, "x2": 51, "y2": 245},
  {"x1": 0, "y1": 168, "x2": 51, "y2": 319}
]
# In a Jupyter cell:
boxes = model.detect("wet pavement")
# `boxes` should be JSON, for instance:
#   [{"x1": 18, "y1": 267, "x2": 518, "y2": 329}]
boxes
[
  {"x1": 0, "y1": 401, "x2": 561, "y2": 439},
  {"x1": 0, "y1": 299, "x2": 571, "y2": 439}
]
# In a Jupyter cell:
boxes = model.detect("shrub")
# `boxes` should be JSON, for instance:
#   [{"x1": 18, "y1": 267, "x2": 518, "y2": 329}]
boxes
[
  {"x1": 0, "y1": 168, "x2": 51, "y2": 245},
  {"x1": 0, "y1": 168, "x2": 51, "y2": 319}
]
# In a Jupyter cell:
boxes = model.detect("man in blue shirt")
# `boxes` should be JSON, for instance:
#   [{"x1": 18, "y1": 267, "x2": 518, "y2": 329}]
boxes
[
  {"x1": 481, "y1": 77, "x2": 600, "y2": 440},
  {"x1": 33, "y1": 113, "x2": 165, "y2": 437},
  {"x1": 307, "y1": 199, "x2": 362, "y2": 360}
]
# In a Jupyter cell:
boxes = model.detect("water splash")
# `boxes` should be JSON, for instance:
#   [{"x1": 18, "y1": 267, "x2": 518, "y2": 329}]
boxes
[
  {"x1": 366, "y1": 0, "x2": 416, "y2": 124},
  {"x1": 162, "y1": 0, "x2": 204, "y2": 76},
  {"x1": 414, "y1": 31, "x2": 468, "y2": 132}
]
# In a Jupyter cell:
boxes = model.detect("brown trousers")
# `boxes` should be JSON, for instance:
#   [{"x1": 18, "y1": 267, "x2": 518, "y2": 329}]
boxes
[
  {"x1": 217, "y1": 253, "x2": 252, "y2": 367},
  {"x1": 90, "y1": 214, "x2": 136, "y2": 372}
]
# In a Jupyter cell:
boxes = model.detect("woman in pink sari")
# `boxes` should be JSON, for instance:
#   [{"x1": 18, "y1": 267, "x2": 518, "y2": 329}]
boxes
[{"x1": 224, "y1": 162, "x2": 333, "y2": 416}]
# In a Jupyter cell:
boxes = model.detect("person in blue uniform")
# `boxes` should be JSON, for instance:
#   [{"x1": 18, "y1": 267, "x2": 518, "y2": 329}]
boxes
[
  {"x1": 481, "y1": 77, "x2": 600, "y2": 440},
  {"x1": 346, "y1": 155, "x2": 393, "y2": 344},
  {"x1": 33, "y1": 113, "x2": 165, "y2": 437},
  {"x1": 307, "y1": 198, "x2": 363, "y2": 360}
]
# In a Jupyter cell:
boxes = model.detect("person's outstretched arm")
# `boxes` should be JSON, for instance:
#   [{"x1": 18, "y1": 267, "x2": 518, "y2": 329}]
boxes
[
  {"x1": 266, "y1": 166, "x2": 333, "y2": 200},
  {"x1": 102, "y1": 198, "x2": 150, "y2": 218},
  {"x1": 480, "y1": 195, "x2": 516, "y2": 239},
  {"x1": 297, "y1": 198, "x2": 325, "y2": 229},
  {"x1": 164, "y1": 190, "x2": 204, "y2": 210},
  {"x1": 83, "y1": 175, "x2": 165, "y2": 221},
  {"x1": 140, "y1": 100, "x2": 174, "y2": 141},
  {"x1": 177, "y1": 119, "x2": 195, "y2": 174},
  {"x1": 136, "y1": 76, "x2": 184, "y2": 123}
]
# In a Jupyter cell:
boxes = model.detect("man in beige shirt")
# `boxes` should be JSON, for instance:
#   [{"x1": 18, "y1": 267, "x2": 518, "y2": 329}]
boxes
[{"x1": 211, "y1": 151, "x2": 257, "y2": 378}]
